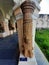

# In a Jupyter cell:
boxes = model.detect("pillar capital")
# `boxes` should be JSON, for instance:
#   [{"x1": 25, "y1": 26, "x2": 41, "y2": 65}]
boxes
[{"x1": 21, "y1": 1, "x2": 36, "y2": 14}]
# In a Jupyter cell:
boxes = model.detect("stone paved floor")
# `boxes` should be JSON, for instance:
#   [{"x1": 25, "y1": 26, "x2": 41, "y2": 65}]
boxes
[
  {"x1": 0, "y1": 33, "x2": 49, "y2": 65},
  {"x1": 0, "y1": 33, "x2": 19, "y2": 65}
]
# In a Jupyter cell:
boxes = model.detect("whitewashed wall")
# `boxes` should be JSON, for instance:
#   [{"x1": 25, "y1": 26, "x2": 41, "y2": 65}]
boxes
[{"x1": 36, "y1": 15, "x2": 49, "y2": 28}]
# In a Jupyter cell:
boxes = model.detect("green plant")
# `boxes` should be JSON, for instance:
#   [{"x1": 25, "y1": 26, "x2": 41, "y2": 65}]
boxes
[{"x1": 35, "y1": 29, "x2": 49, "y2": 62}]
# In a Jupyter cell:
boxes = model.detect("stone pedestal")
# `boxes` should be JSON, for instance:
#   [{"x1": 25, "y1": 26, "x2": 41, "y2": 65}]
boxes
[{"x1": 21, "y1": 1, "x2": 36, "y2": 58}]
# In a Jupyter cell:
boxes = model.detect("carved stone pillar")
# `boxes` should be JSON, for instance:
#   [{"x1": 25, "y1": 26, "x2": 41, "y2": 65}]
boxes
[
  {"x1": 21, "y1": 1, "x2": 36, "y2": 58},
  {"x1": 13, "y1": 7, "x2": 23, "y2": 54}
]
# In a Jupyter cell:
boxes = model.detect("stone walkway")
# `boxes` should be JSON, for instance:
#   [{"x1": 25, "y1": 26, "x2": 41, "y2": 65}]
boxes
[
  {"x1": 0, "y1": 33, "x2": 19, "y2": 65},
  {"x1": 34, "y1": 42, "x2": 49, "y2": 65},
  {"x1": 0, "y1": 33, "x2": 49, "y2": 65}
]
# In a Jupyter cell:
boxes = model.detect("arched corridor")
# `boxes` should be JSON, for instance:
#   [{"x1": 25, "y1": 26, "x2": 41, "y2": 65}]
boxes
[{"x1": 0, "y1": 0, "x2": 48, "y2": 65}]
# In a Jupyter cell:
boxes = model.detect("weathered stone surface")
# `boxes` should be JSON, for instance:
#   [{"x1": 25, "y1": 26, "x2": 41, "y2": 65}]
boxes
[
  {"x1": 13, "y1": 7, "x2": 22, "y2": 16},
  {"x1": 21, "y1": 1, "x2": 36, "y2": 58},
  {"x1": 17, "y1": 18, "x2": 23, "y2": 53}
]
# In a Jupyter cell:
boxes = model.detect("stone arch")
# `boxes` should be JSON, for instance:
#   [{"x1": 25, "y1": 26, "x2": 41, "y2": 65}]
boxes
[{"x1": 0, "y1": 8, "x2": 5, "y2": 19}]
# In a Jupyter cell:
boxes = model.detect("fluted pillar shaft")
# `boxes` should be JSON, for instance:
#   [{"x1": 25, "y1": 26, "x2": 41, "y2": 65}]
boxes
[{"x1": 21, "y1": 1, "x2": 36, "y2": 58}]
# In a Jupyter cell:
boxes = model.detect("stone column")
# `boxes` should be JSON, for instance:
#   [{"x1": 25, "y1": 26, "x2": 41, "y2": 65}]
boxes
[
  {"x1": 17, "y1": 18, "x2": 23, "y2": 53},
  {"x1": 21, "y1": 1, "x2": 36, "y2": 58},
  {"x1": 4, "y1": 19, "x2": 10, "y2": 36},
  {"x1": 13, "y1": 7, "x2": 23, "y2": 54}
]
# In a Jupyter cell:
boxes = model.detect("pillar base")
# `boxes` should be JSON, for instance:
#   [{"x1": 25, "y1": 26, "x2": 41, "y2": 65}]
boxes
[
  {"x1": 18, "y1": 54, "x2": 37, "y2": 65},
  {"x1": 0, "y1": 32, "x2": 10, "y2": 38}
]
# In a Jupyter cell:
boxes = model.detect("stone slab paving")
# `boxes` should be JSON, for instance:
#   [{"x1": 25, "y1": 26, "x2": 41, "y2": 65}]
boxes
[
  {"x1": 0, "y1": 33, "x2": 19, "y2": 65},
  {"x1": 0, "y1": 33, "x2": 49, "y2": 65},
  {"x1": 34, "y1": 42, "x2": 49, "y2": 65}
]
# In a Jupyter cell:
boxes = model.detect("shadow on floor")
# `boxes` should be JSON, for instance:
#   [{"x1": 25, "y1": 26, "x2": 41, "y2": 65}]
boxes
[{"x1": 0, "y1": 33, "x2": 20, "y2": 65}]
